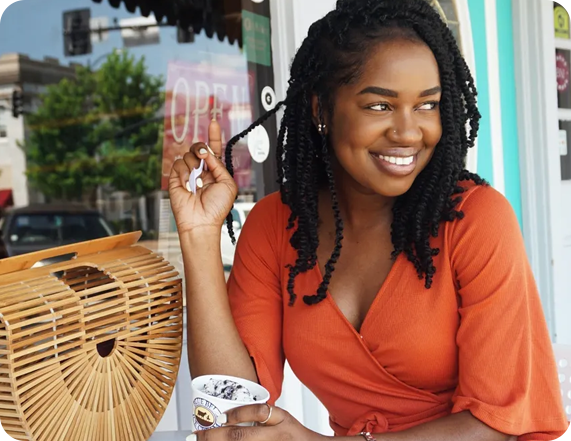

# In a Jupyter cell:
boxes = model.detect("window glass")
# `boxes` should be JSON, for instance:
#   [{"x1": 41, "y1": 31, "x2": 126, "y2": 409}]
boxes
[
  {"x1": 426, "y1": 0, "x2": 462, "y2": 45},
  {"x1": 7, "y1": 212, "x2": 113, "y2": 244},
  {"x1": 0, "y1": 0, "x2": 277, "y2": 278}
]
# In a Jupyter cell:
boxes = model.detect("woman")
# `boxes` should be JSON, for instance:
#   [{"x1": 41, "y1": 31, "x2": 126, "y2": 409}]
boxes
[{"x1": 169, "y1": 0, "x2": 568, "y2": 440}]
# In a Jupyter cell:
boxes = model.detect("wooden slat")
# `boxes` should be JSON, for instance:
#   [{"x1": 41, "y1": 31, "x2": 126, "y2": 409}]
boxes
[{"x1": 0, "y1": 232, "x2": 142, "y2": 278}]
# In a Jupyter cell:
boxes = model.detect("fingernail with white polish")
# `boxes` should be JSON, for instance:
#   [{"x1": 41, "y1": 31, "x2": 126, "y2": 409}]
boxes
[
  {"x1": 199, "y1": 148, "x2": 208, "y2": 155},
  {"x1": 186, "y1": 181, "x2": 192, "y2": 193},
  {"x1": 206, "y1": 145, "x2": 216, "y2": 156},
  {"x1": 196, "y1": 177, "x2": 203, "y2": 189},
  {"x1": 186, "y1": 435, "x2": 197, "y2": 441},
  {"x1": 217, "y1": 413, "x2": 228, "y2": 425}
]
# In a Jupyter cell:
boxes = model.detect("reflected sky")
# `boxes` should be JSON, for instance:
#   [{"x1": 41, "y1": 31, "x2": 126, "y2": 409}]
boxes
[{"x1": 0, "y1": 0, "x2": 247, "y2": 86}]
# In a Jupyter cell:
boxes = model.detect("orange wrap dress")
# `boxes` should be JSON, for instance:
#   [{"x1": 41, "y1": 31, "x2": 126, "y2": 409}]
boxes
[{"x1": 227, "y1": 183, "x2": 569, "y2": 440}]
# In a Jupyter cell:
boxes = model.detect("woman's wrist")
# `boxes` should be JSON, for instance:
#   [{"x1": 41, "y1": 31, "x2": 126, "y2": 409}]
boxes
[{"x1": 180, "y1": 226, "x2": 222, "y2": 246}]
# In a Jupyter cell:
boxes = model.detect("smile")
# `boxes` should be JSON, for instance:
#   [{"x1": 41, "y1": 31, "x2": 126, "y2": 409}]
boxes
[
  {"x1": 370, "y1": 153, "x2": 418, "y2": 177},
  {"x1": 377, "y1": 155, "x2": 415, "y2": 166}
]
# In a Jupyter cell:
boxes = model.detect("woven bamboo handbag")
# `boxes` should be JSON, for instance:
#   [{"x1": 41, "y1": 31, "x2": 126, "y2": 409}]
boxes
[{"x1": 0, "y1": 232, "x2": 183, "y2": 441}]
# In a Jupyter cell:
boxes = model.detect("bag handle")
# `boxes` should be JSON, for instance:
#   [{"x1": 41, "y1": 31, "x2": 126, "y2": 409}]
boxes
[{"x1": 0, "y1": 231, "x2": 142, "y2": 276}]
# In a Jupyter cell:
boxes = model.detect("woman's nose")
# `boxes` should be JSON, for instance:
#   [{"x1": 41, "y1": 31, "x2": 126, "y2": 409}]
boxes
[{"x1": 387, "y1": 112, "x2": 423, "y2": 145}]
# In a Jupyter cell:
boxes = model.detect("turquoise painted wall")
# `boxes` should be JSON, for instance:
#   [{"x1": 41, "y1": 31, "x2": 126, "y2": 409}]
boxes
[
  {"x1": 468, "y1": 0, "x2": 494, "y2": 184},
  {"x1": 467, "y1": 0, "x2": 523, "y2": 227},
  {"x1": 496, "y1": 0, "x2": 523, "y2": 227}
]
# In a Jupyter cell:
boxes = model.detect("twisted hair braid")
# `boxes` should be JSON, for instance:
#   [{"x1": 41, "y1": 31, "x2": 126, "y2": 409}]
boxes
[{"x1": 224, "y1": 0, "x2": 486, "y2": 305}]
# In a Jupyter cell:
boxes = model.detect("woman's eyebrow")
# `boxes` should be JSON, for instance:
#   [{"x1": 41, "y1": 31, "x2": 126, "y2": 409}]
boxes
[
  {"x1": 419, "y1": 86, "x2": 442, "y2": 97},
  {"x1": 357, "y1": 86, "x2": 442, "y2": 98},
  {"x1": 358, "y1": 86, "x2": 398, "y2": 97}
]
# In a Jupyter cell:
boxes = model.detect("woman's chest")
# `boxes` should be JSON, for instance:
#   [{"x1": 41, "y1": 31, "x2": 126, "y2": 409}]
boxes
[
  {"x1": 316, "y1": 229, "x2": 395, "y2": 333},
  {"x1": 281, "y1": 253, "x2": 461, "y2": 394}
]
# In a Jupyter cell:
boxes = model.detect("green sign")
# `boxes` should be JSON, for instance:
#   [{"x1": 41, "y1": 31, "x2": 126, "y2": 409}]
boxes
[
  {"x1": 242, "y1": 10, "x2": 272, "y2": 67},
  {"x1": 555, "y1": 4, "x2": 570, "y2": 39}
]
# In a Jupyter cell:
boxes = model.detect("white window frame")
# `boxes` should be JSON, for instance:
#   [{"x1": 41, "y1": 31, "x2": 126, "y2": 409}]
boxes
[
  {"x1": 450, "y1": 0, "x2": 479, "y2": 174},
  {"x1": 512, "y1": 0, "x2": 568, "y2": 340}
]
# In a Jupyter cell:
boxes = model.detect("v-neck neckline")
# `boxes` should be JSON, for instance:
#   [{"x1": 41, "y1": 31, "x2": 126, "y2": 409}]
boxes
[{"x1": 313, "y1": 253, "x2": 402, "y2": 336}]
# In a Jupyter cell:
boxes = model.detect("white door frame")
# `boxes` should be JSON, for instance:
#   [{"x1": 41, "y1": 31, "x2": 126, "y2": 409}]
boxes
[
  {"x1": 512, "y1": 0, "x2": 567, "y2": 340},
  {"x1": 454, "y1": 0, "x2": 480, "y2": 174}
]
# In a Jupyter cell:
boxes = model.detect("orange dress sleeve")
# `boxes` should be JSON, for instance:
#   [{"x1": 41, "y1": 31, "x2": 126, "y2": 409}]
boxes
[
  {"x1": 448, "y1": 186, "x2": 569, "y2": 440},
  {"x1": 226, "y1": 193, "x2": 285, "y2": 404}
]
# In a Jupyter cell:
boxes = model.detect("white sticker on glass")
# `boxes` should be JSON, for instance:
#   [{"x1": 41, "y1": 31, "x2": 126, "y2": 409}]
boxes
[
  {"x1": 560, "y1": 130, "x2": 568, "y2": 156},
  {"x1": 248, "y1": 126, "x2": 270, "y2": 164}
]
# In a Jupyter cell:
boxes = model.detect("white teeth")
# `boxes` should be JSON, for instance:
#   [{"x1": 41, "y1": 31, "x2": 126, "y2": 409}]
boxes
[{"x1": 380, "y1": 155, "x2": 415, "y2": 166}]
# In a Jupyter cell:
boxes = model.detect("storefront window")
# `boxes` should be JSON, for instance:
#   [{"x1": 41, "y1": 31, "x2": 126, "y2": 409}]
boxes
[
  {"x1": 555, "y1": 3, "x2": 571, "y2": 180},
  {"x1": 0, "y1": 0, "x2": 278, "y2": 278},
  {"x1": 426, "y1": 0, "x2": 462, "y2": 45}
]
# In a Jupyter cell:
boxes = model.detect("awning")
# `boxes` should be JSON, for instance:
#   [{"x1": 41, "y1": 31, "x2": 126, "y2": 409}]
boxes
[
  {"x1": 91, "y1": 0, "x2": 243, "y2": 46},
  {"x1": 0, "y1": 190, "x2": 13, "y2": 209}
]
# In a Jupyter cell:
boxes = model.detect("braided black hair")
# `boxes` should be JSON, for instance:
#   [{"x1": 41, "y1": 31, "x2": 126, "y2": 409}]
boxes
[{"x1": 225, "y1": 0, "x2": 486, "y2": 306}]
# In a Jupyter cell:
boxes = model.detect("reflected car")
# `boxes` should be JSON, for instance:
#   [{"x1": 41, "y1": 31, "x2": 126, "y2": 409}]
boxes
[{"x1": 0, "y1": 204, "x2": 114, "y2": 259}]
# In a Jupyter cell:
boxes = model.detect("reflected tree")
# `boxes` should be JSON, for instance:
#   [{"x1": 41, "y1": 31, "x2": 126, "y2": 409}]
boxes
[{"x1": 22, "y1": 51, "x2": 164, "y2": 210}]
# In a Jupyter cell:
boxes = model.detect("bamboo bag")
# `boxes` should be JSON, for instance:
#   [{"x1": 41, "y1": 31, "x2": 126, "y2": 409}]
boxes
[{"x1": 0, "y1": 232, "x2": 183, "y2": 441}]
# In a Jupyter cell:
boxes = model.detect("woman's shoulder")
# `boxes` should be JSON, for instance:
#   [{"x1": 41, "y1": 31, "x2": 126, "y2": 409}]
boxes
[
  {"x1": 245, "y1": 192, "x2": 289, "y2": 224},
  {"x1": 445, "y1": 180, "x2": 522, "y2": 252},
  {"x1": 240, "y1": 192, "x2": 290, "y2": 241},
  {"x1": 454, "y1": 180, "x2": 516, "y2": 220}
]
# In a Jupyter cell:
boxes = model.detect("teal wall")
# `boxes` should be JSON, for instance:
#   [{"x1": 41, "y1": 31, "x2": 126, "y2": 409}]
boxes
[
  {"x1": 467, "y1": 0, "x2": 523, "y2": 227},
  {"x1": 496, "y1": 0, "x2": 523, "y2": 227},
  {"x1": 468, "y1": 0, "x2": 494, "y2": 185}
]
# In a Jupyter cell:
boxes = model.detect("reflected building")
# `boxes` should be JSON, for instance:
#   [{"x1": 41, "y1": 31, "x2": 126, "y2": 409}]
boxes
[{"x1": 0, "y1": 53, "x2": 77, "y2": 209}]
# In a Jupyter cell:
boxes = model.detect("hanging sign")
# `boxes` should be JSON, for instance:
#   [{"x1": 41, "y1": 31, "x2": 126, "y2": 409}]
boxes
[
  {"x1": 555, "y1": 4, "x2": 570, "y2": 39},
  {"x1": 557, "y1": 52, "x2": 570, "y2": 93},
  {"x1": 242, "y1": 10, "x2": 272, "y2": 67}
]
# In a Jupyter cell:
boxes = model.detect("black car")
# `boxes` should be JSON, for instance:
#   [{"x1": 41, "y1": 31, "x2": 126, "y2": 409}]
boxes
[{"x1": 0, "y1": 204, "x2": 114, "y2": 259}]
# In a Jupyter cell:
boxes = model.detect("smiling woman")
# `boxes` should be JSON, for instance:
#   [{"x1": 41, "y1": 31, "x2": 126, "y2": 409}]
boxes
[
  {"x1": 171, "y1": 0, "x2": 568, "y2": 441},
  {"x1": 325, "y1": 38, "x2": 443, "y2": 199}
]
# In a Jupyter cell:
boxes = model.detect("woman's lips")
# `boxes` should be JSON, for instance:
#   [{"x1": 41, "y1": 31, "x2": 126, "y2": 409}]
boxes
[{"x1": 370, "y1": 153, "x2": 418, "y2": 177}]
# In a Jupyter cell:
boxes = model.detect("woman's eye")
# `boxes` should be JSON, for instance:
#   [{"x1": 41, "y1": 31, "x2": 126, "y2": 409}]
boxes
[
  {"x1": 368, "y1": 103, "x2": 391, "y2": 111},
  {"x1": 418, "y1": 101, "x2": 439, "y2": 111}
]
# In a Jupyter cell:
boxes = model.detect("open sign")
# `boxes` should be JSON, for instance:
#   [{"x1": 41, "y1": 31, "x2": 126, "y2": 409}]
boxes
[{"x1": 161, "y1": 61, "x2": 255, "y2": 190}]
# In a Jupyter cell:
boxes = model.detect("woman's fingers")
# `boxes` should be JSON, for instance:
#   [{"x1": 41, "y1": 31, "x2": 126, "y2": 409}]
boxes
[
  {"x1": 208, "y1": 119, "x2": 223, "y2": 157},
  {"x1": 171, "y1": 138, "x2": 235, "y2": 197},
  {"x1": 189, "y1": 142, "x2": 233, "y2": 184},
  {"x1": 170, "y1": 158, "x2": 192, "y2": 192},
  {"x1": 189, "y1": 425, "x2": 276, "y2": 441},
  {"x1": 222, "y1": 404, "x2": 285, "y2": 427},
  {"x1": 186, "y1": 406, "x2": 287, "y2": 441}
]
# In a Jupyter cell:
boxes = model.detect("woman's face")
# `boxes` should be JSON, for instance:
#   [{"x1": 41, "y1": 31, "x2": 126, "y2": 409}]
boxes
[{"x1": 322, "y1": 38, "x2": 442, "y2": 198}]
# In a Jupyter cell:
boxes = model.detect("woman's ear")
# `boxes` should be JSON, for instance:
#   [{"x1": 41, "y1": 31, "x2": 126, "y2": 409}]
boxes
[
  {"x1": 311, "y1": 94, "x2": 320, "y2": 127},
  {"x1": 311, "y1": 95, "x2": 329, "y2": 133}
]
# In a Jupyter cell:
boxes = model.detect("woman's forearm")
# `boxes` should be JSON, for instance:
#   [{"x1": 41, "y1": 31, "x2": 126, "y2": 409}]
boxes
[
  {"x1": 182, "y1": 228, "x2": 258, "y2": 382},
  {"x1": 334, "y1": 412, "x2": 514, "y2": 441}
]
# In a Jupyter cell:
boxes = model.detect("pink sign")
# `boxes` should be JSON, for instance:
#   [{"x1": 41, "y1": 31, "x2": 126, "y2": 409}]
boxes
[
  {"x1": 161, "y1": 61, "x2": 255, "y2": 190},
  {"x1": 557, "y1": 53, "x2": 570, "y2": 93}
]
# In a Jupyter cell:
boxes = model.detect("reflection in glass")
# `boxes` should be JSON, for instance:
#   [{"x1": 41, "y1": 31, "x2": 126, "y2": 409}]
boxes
[
  {"x1": 0, "y1": 0, "x2": 273, "y2": 282},
  {"x1": 425, "y1": 0, "x2": 461, "y2": 46}
]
